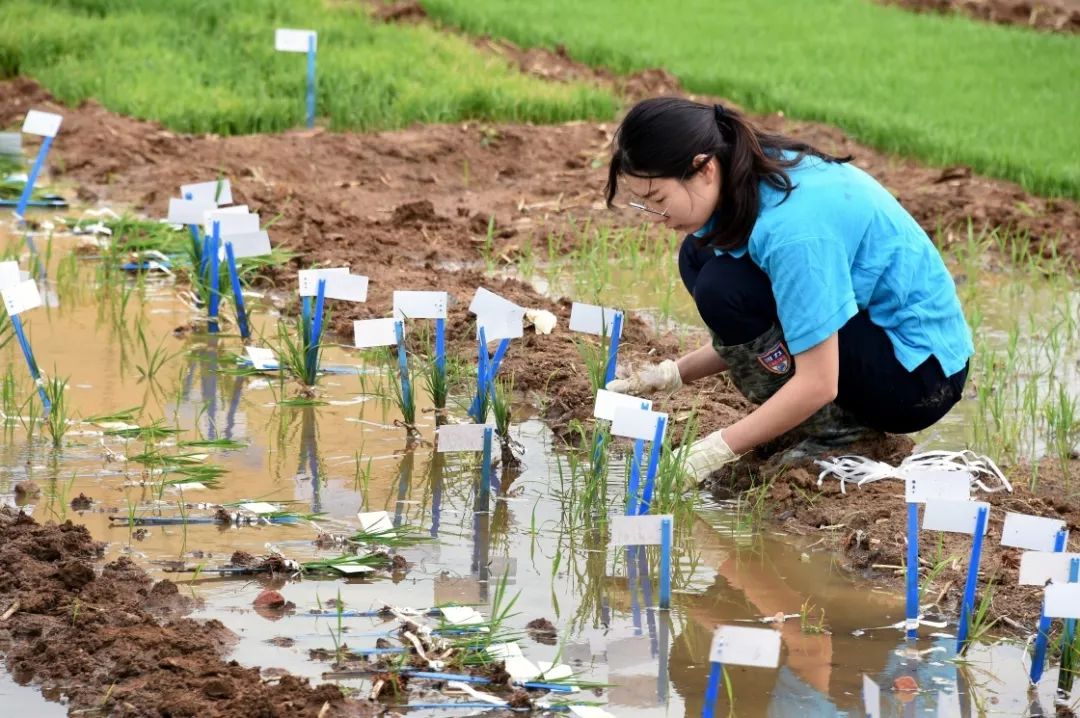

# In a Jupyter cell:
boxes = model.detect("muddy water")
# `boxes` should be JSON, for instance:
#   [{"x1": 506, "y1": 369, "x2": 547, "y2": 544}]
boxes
[{"x1": 1, "y1": 228, "x2": 1078, "y2": 716}]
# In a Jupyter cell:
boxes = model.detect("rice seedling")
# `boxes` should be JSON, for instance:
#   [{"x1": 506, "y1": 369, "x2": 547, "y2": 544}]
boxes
[
  {"x1": 43, "y1": 372, "x2": 69, "y2": 448},
  {"x1": 385, "y1": 345, "x2": 418, "y2": 438},
  {"x1": 135, "y1": 323, "x2": 179, "y2": 384},
  {"x1": 422, "y1": 348, "x2": 449, "y2": 413},
  {"x1": 799, "y1": 599, "x2": 828, "y2": 635}
]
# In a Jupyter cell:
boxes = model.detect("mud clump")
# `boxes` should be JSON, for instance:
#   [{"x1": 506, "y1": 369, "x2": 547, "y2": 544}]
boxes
[
  {"x1": 69, "y1": 493, "x2": 93, "y2": 511},
  {"x1": 881, "y1": 0, "x2": 1080, "y2": 34},
  {"x1": 525, "y1": 617, "x2": 558, "y2": 645},
  {"x1": 13, "y1": 481, "x2": 40, "y2": 501},
  {"x1": 391, "y1": 199, "x2": 443, "y2": 226},
  {"x1": 230, "y1": 550, "x2": 256, "y2": 566}
]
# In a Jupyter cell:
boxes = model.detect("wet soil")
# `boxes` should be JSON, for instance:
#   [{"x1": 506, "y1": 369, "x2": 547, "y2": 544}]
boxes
[
  {"x1": 0, "y1": 509, "x2": 372, "y2": 717},
  {"x1": 882, "y1": 0, "x2": 1080, "y2": 34}
]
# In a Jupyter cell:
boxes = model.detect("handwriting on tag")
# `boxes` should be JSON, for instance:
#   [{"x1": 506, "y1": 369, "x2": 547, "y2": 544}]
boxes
[
  {"x1": 298, "y1": 270, "x2": 368, "y2": 301},
  {"x1": 708, "y1": 625, "x2": 782, "y2": 668},
  {"x1": 181, "y1": 179, "x2": 233, "y2": 206},
  {"x1": 275, "y1": 28, "x2": 317, "y2": 53},
  {"x1": 22, "y1": 110, "x2": 62, "y2": 138},
  {"x1": 922, "y1": 499, "x2": 990, "y2": 535},
  {"x1": 610, "y1": 407, "x2": 666, "y2": 442},
  {"x1": 1018, "y1": 551, "x2": 1080, "y2": 586},
  {"x1": 609, "y1": 514, "x2": 672, "y2": 547},
  {"x1": 1000, "y1": 512, "x2": 1066, "y2": 552},
  {"x1": 353, "y1": 318, "x2": 398, "y2": 349},
  {"x1": 393, "y1": 290, "x2": 448, "y2": 320},
  {"x1": 436, "y1": 423, "x2": 490, "y2": 453},
  {"x1": 569, "y1": 302, "x2": 622, "y2": 337},
  {"x1": 1, "y1": 280, "x2": 42, "y2": 316},
  {"x1": 904, "y1": 469, "x2": 971, "y2": 504},
  {"x1": 593, "y1": 389, "x2": 651, "y2": 422}
]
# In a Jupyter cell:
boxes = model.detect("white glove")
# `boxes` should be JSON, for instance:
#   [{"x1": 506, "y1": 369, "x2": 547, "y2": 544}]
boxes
[
  {"x1": 524, "y1": 308, "x2": 557, "y2": 335},
  {"x1": 684, "y1": 429, "x2": 739, "y2": 482},
  {"x1": 605, "y1": 359, "x2": 682, "y2": 395}
]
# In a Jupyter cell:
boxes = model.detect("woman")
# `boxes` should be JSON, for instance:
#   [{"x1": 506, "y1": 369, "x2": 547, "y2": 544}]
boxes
[{"x1": 605, "y1": 97, "x2": 972, "y2": 480}]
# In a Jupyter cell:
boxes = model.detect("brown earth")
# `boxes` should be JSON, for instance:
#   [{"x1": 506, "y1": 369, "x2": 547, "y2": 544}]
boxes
[
  {"x1": 0, "y1": 509, "x2": 373, "y2": 717},
  {"x1": 882, "y1": 0, "x2": 1080, "y2": 33}
]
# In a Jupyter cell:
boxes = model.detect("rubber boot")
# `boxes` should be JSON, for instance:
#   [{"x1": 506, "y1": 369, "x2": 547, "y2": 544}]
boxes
[{"x1": 710, "y1": 324, "x2": 869, "y2": 455}]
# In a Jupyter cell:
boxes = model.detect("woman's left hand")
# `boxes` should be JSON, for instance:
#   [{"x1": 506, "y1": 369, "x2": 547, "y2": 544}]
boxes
[{"x1": 683, "y1": 429, "x2": 739, "y2": 482}]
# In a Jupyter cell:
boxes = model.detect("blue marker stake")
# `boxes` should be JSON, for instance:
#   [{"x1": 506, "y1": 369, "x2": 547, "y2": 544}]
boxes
[
  {"x1": 637, "y1": 414, "x2": 668, "y2": 515},
  {"x1": 467, "y1": 336, "x2": 510, "y2": 418},
  {"x1": 182, "y1": 192, "x2": 202, "y2": 258},
  {"x1": 434, "y1": 316, "x2": 446, "y2": 384},
  {"x1": 955, "y1": 506, "x2": 989, "y2": 653},
  {"x1": 480, "y1": 426, "x2": 493, "y2": 502},
  {"x1": 15, "y1": 135, "x2": 54, "y2": 232},
  {"x1": 207, "y1": 221, "x2": 221, "y2": 333},
  {"x1": 659, "y1": 517, "x2": 673, "y2": 609},
  {"x1": 1030, "y1": 529, "x2": 1069, "y2": 684},
  {"x1": 702, "y1": 661, "x2": 723, "y2": 718},
  {"x1": 472, "y1": 328, "x2": 489, "y2": 421},
  {"x1": 604, "y1": 311, "x2": 623, "y2": 386},
  {"x1": 625, "y1": 439, "x2": 646, "y2": 514},
  {"x1": 223, "y1": 242, "x2": 250, "y2": 339},
  {"x1": 394, "y1": 320, "x2": 412, "y2": 417},
  {"x1": 306, "y1": 34, "x2": 316, "y2": 129},
  {"x1": 306, "y1": 279, "x2": 327, "y2": 384},
  {"x1": 10, "y1": 314, "x2": 49, "y2": 412},
  {"x1": 906, "y1": 501, "x2": 920, "y2": 640},
  {"x1": 1060, "y1": 556, "x2": 1080, "y2": 692}
]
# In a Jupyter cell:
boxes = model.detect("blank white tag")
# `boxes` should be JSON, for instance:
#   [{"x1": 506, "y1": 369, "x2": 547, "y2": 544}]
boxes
[
  {"x1": 223, "y1": 231, "x2": 271, "y2": 259},
  {"x1": 240, "y1": 502, "x2": 279, "y2": 515},
  {"x1": 181, "y1": 179, "x2": 232, "y2": 206},
  {"x1": 22, "y1": 110, "x2": 62, "y2": 138},
  {"x1": 487, "y1": 643, "x2": 523, "y2": 660},
  {"x1": 863, "y1": 675, "x2": 881, "y2": 718},
  {"x1": 469, "y1": 287, "x2": 521, "y2": 314},
  {"x1": 922, "y1": 499, "x2": 990, "y2": 535},
  {"x1": 441, "y1": 606, "x2": 484, "y2": 626},
  {"x1": 204, "y1": 209, "x2": 258, "y2": 237},
  {"x1": 708, "y1": 625, "x2": 782, "y2": 668},
  {"x1": 0, "y1": 261, "x2": 20, "y2": 291},
  {"x1": 357, "y1": 510, "x2": 394, "y2": 534},
  {"x1": 593, "y1": 389, "x2": 651, "y2": 421},
  {"x1": 275, "y1": 28, "x2": 317, "y2": 53},
  {"x1": 504, "y1": 656, "x2": 540, "y2": 682},
  {"x1": 1001, "y1": 512, "x2": 1066, "y2": 551},
  {"x1": 536, "y1": 662, "x2": 574, "y2": 682},
  {"x1": 318, "y1": 273, "x2": 368, "y2": 302},
  {"x1": 609, "y1": 514, "x2": 672, "y2": 547},
  {"x1": 476, "y1": 310, "x2": 523, "y2": 342},
  {"x1": 0, "y1": 132, "x2": 21, "y2": 157},
  {"x1": 1018, "y1": 552, "x2": 1080, "y2": 586},
  {"x1": 245, "y1": 346, "x2": 277, "y2": 370},
  {"x1": 1044, "y1": 583, "x2": 1080, "y2": 619},
  {"x1": 170, "y1": 482, "x2": 208, "y2": 492},
  {"x1": 353, "y1": 318, "x2": 398, "y2": 349},
  {"x1": 611, "y1": 407, "x2": 666, "y2": 442},
  {"x1": 905, "y1": 469, "x2": 971, "y2": 504},
  {"x1": 331, "y1": 563, "x2": 375, "y2": 575},
  {"x1": 167, "y1": 198, "x2": 215, "y2": 225},
  {"x1": 393, "y1": 290, "x2": 448, "y2": 320},
  {"x1": 568, "y1": 302, "x2": 622, "y2": 338},
  {"x1": 1, "y1": 280, "x2": 41, "y2": 316},
  {"x1": 436, "y1": 423, "x2": 489, "y2": 453}
]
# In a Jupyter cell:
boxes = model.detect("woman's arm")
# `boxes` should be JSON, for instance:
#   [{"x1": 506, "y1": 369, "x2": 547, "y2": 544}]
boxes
[
  {"x1": 721, "y1": 333, "x2": 840, "y2": 454},
  {"x1": 676, "y1": 341, "x2": 728, "y2": 383}
]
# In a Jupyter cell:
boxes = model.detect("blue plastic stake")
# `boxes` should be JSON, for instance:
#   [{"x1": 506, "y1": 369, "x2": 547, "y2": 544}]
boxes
[
  {"x1": 955, "y1": 506, "x2": 989, "y2": 653},
  {"x1": 625, "y1": 439, "x2": 646, "y2": 514},
  {"x1": 468, "y1": 336, "x2": 510, "y2": 418},
  {"x1": 480, "y1": 426, "x2": 493, "y2": 502},
  {"x1": 15, "y1": 135, "x2": 54, "y2": 223},
  {"x1": 207, "y1": 221, "x2": 221, "y2": 333},
  {"x1": 224, "y1": 242, "x2": 250, "y2": 339},
  {"x1": 306, "y1": 279, "x2": 327, "y2": 383},
  {"x1": 394, "y1": 320, "x2": 412, "y2": 415},
  {"x1": 471, "y1": 328, "x2": 489, "y2": 421},
  {"x1": 659, "y1": 517, "x2": 672, "y2": 609},
  {"x1": 306, "y1": 35, "x2": 316, "y2": 129},
  {"x1": 434, "y1": 317, "x2": 446, "y2": 380},
  {"x1": 637, "y1": 414, "x2": 668, "y2": 515},
  {"x1": 1031, "y1": 529, "x2": 1069, "y2": 684},
  {"x1": 702, "y1": 661, "x2": 723, "y2": 718},
  {"x1": 906, "y1": 502, "x2": 920, "y2": 640},
  {"x1": 604, "y1": 311, "x2": 623, "y2": 386},
  {"x1": 182, "y1": 191, "x2": 202, "y2": 256},
  {"x1": 10, "y1": 314, "x2": 49, "y2": 412}
]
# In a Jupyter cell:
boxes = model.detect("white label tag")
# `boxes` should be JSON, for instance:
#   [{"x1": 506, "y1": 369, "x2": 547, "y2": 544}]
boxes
[
  {"x1": 299, "y1": 267, "x2": 347, "y2": 296},
  {"x1": 223, "y1": 231, "x2": 272, "y2": 259},
  {"x1": 708, "y1": 625, "x2": 782, "y2": 668},
  {"x1": 504, "y1": 656, "x2": 541, "y2": 682},
  {"x1": 1044, "y1": 583, "x2": 1080, "y2": 619},
  {"x1": 536, "y1": 662, "x2": 573, "y2": 682},
  {"x1": 393, "y1": 290, "x2": 448, "y2": 320},
  {"x1": 476, "y1": 310, "x2": 523, "y2": 342},
  {"x1": 331, "y1": 563, "x2": 375, "y2": 575},
  {"x1": 357, "y1": 510, "x2": 394, "y2": 534},
  {"x1": 275, "y1": 28, "x2": 317, "y2": 53},
  {"x1": 469, "y1": 287, "x2": 520, "y2": 315},
  {"x1": 0, "y1": 261, "x2": 20, "y2": 291},
  {"x1": 181, "y1": 179, "x2": 233, "y2": 206},
  {"x1": 204, "y1": 209, "x2": 258, "y2": 237},
  {"x1": 167, "y1": 198, "x2": 215, "y2": 225},
  {"x1": 609, "y1": 514, "x2": 672, "y2": 547},
  {"x1": 22, "y1": 110, "x2": 62, "y2": 138},
  {"x1": 0, "y1": 132, "x2": 21, "y2": 157},
  {"x1": 922, "y1": 499, "x2": 990, "y2": 535},
  {"x1": 1, "y1": 280, "x2": 41, "y2": 316},
  {"x1": 299, "y1": 269, "x2": 368, "y2": 301},
  {"x1": 568, "y1": 302, "x2": 623, "y2": 338},
  {"x1": 904, "y1": 469, "x2": 971, "y2": 504},
  {"x1": 440, "y1": 606, "x2": 485, "y2": 626},
  {"x1": 862, "y1": 675, "x2": 881, "y2": 718},
  {"x1": 611, "y1": 407, "x2": 666, "y2": 442},
  {"x1": 486, "y1": 643, "x2": 523, "y2": 660},
  {"x1": 1018, "y1": 552, "x2": 1080, "y2": 586},
  {"x1": 353, "y1": 318, "x2": 398, "y2": 348},
  {"x1": 1001, "y1": 512, "x2": 1066, "y2": 552},
  {"x1": 169, "y1": 482, "x2": 208, "y2": 492},
  {"x1": 436, "y1": 423, "x2": 490, "y2": 453},
  {"x1": 240, "y1": 502, "x2": 279, "y2": 515},
  {"x1": 245, "y1": 346, "x2": 278, "y2": 371},
  {"x1": 593, "y1": 389, "x2": 651, "y2": 422}
]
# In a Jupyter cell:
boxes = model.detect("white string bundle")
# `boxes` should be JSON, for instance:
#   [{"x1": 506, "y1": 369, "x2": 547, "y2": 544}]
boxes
[{"x1": 815, "y1": 450, "x2": 1013, "y2": 495}]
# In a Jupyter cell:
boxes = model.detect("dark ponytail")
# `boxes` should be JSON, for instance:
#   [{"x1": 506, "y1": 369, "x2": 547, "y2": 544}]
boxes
[{"x1": 605, "y1": 97, "x2": 852, "y2": 251}]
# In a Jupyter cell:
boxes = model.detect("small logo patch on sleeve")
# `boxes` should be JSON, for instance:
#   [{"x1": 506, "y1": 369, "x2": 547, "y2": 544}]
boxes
[{"x1": 757, "y1": 341, "x2": 791, "y2": 375}]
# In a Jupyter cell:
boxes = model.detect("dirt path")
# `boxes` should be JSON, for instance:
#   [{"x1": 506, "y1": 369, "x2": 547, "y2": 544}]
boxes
[{"x1": 881, "y1": 0, "x2": 1080, "y2": 34}]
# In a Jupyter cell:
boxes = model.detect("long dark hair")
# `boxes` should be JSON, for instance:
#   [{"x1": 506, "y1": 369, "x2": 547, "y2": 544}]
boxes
[{"x1": 605, "y1": 97, "x2": 852, "y2": 251}]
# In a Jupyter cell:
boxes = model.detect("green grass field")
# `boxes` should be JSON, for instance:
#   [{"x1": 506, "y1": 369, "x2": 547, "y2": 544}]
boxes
[
  {"x1": 421, "y1": 0, "x2": 1080, "y2": 200},
  {"x1": 0, "y1": 0, "x2": 616, "y2": 134}
]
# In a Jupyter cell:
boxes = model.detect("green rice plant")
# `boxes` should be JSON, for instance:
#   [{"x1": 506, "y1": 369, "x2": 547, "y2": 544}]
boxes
[
  {"x1": 799, "y1": 599, "x2": 827, "y2": 635},
  {"x1": 385, "y1": 346, "x2": 417, "y2": 432},
  {"x1": 43, "y1": 372, "x2": 70, "y2": 448},
  {"x1": 959, "y1": 578, "x2": 999, "y2": 655},
  {"x1": 573, "y1": 334, "x2": 610, "y2": 395},
  {"x1": 1058, "y1": 622, "x2": 1080, "y2": 698},
  {"x1": 135, "y1": 323, "x2": 180, "y2": 383}
]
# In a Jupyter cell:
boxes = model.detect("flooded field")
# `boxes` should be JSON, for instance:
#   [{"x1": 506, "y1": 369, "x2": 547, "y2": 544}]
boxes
[{"x1": 2, "y1": 214, "x2": 1078, "y2": 717}]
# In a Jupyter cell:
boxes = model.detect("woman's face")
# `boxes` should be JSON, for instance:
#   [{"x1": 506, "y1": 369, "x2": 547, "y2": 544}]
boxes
[{"x1": 622, "y1": 155, "x2": 721, "y2": 235}]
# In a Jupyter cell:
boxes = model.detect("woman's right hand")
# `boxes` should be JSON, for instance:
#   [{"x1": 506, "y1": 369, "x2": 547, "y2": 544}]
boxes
[{"x1": 605, "y1": 359, "x2": 683, "y2": 395}]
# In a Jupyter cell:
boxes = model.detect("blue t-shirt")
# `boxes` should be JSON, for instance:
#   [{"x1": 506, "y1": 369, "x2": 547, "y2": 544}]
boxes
[{"x1": 693, "y1": 155, "x2": 973, "y2": 376}]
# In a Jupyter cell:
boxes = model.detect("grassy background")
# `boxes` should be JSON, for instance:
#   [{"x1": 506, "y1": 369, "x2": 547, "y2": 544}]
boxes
[
  {"x1": 421, "y1": 0, "x2": 1080, "y2": 200},
  {"x1": 0, "y1": 0, "x2": 617, "y2": 134}
]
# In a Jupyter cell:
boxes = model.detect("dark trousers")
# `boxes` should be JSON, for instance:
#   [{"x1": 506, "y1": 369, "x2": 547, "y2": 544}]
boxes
[{"x1": 679, "y1": 239, "x2": 967, "y2": 434}]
